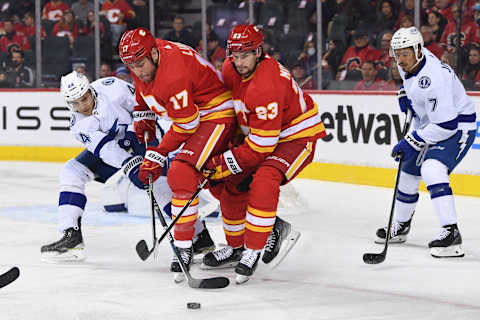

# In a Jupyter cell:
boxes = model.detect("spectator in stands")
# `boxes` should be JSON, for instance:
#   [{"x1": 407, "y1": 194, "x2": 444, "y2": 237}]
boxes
[
  {"x1": 52, "y1": 9, "x2": 80, "y2": 47},
  {"x1": 206, "y1": 32, "x2": 225, "y2": 64},
  {"x1": 101, "y1": 0, "x2": 136, "y2": 49},
  {"x1": 461, "y1": 45, "x2": 480, "y2": 90},
  {"x1": 377, "y1": 30, "x2": 394, "y2": 70},
  {"x1": 337, "y1": 29, "x2": 380, "y2": 81},
  {"x1": 128, "y1": 0, "x2": 148, "y2": 29},
  {"x1": 71, "y1": 0, "x2": 94, "y2": 25},
  {"x1": 82, "y1": 10, "x2": 105, "y2": 38},
  {"x1": 114, "y1": 65, "x2": 132, "y2": 83},
  {"x1": 9, "y1": 1, "x2": 34, "y2": 21},
  {"x1": 440, "y1": 51, "x2": 459, "y2": 73},
  {"x1": 297, "y1": 40, "x2": 318, "y2": 80},
  {"x1": 322, "y1": 36, "x2": 346, "y2": 80},
  {"x1": 428, "y1": 10, "x2": 448, "y2": 42},
  {"x1": 375, "y1": 0, "x2": 396, "y2": 34},
  {"x1": 441, "y1": 2, "x2": 478, "y2": 52},
  {"x1": 42, "y1": 0, "x2": 70, "y2": 22},
  {"x1": 213, "y1": 58, "x2": 224, "y2": 73},
  {"x1": 292, "y1": 63, "x2": 316, "y2": 90},
  {"x1": 100, "y1": 61, "x2": 113, "y2": 78},
  {"x1": 429, "y1": 0, "x2": 454, "y2": 24},
  {"x1": 73, "y1": 62, "x2": 89, "y2": 78},
  {"x1": 421, "y1": 25, "x2": 445, "y2": 59},
  {"x1": 0, "y1": 18, "x2": 31, "y2": 52},
  {"x1": 6, "y1": 49, "x2": 34, "y2": 88},
  {"x1": 354, "y1": 60, "x2": 389, "y2": 91},
  {"x1": 394, "y1": 0, "x2": 415, "y2": 29},
  {"x1": 164, "y1": 16, "x2": 196, "y2": 48},
  {"x1": 386, "y1": 62, "x2": 402, "y2": 90},
  {"x1": 399, "y1": 14, "x2": 414, "y2": 28},
  {"x1": 0, "y1": 68, "x2": 9, "y2": 88},
  {"x1": 17, "y1": 11, "x2": 46, "y2": 40}
]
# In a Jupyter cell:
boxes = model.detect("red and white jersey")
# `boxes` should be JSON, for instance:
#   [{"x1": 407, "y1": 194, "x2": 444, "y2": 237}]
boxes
[
  {"x1": 0, "y1": 32, "x2": 31, "y2": 52},
  {"x1": 354, "y1": 78, "x2": 390, "y2": 91},
  {"x1": 101, "y1": 0, "x2": 135, "y2": 25},
  {"x1": 340, "y1": 45, "x2": 381, "y2": 71},
  {"x1": 131, "y1": 39, "x2": 235, "y2": 155},
  {"x1": 222, "y1": 55, "x2": 326, "y2": 170},
  {"x1": 42, "y1": 1, "x2": 70, "y2": 21},
  {"x1": 441, "y1": 20, "x2": 478, "y2": 51}
]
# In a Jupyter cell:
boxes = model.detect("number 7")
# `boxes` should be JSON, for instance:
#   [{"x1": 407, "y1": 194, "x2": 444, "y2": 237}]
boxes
[{"x1": 428, "y1": 98, "x2": 437, "y2": 112}]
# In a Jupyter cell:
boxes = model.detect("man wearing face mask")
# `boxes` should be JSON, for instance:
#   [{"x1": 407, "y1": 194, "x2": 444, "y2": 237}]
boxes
[{"x1": 5, "y1": 50, "x2": 33, "y2": 88}]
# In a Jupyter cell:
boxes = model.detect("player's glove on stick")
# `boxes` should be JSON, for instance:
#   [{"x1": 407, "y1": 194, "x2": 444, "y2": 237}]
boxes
[
  {"x1": 203, "y1": 150, "x2": 243, "y2": 180},
  {"x1": 133, "y1": 105, "x2": 156, "y2": 143},
  {"x1": 397, "y1": 86, "x2": 415, "y2": 116},
  {"x1": 391, "y1": 131, "x2": 425, "y2": 162},
  {"x1": 138, "y1": 147, "x2": 167, "y2": 184},
  {"x1": 122, "y1": 155, "x2": 145, "y2": 189}
]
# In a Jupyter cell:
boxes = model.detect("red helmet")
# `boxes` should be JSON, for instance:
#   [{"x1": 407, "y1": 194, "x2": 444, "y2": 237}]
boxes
[
  {"x1": 227, "y1": 24, "x2": 264, "y2": 55},
  {"x1": 119, "y1": 27, "x2": 156, "y2": 64}
]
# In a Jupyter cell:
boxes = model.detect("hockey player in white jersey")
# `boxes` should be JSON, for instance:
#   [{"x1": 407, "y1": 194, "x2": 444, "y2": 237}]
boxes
[
  {"x1": 375, "y1": 27, "x2": 477, "y2": 258},
  {"x1": 40, "y1": 71, "x2": 216, "y2": 262}
]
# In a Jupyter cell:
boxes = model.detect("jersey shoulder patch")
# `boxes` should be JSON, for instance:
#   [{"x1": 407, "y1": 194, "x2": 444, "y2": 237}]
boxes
[
  {"x1": 418, "y1": 75, "x2": 431, "y2": 89},
  {"x1": 101, "y1": 77, "x2": 116, "y2": 86}
]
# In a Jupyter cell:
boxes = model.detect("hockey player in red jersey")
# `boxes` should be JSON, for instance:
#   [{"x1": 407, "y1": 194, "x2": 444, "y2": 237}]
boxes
[
  {"x1": 118, "y1": 27, "x2": 236, "y2": 282},
  {"x1": 201, "y1": 25, "x2": 327, "y2": 284}
]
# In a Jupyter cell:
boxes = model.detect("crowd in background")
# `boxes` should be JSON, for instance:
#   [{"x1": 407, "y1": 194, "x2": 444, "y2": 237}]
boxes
[{"x1": 0, "y1": 0, "x2": 479, "y2": 91}]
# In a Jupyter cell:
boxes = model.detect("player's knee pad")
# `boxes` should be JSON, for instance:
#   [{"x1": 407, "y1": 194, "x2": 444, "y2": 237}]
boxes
[
  {"x1": 396, "y1": 171, "x2": 421, "y2": 203},
  {"x1": 167, "y1": 160, "x2": 198, "y2": 195},
  {"x1": 60, "y1": 159, "x2": 95, "y2": 193},
  {"x1": 421, "y1": 159, "x2": 449, "y2": 187}
]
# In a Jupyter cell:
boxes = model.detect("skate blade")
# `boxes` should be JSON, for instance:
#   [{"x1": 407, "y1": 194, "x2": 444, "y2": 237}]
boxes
[
  {"x1": 41, "y1": 248, "x2": 86, "y2": 263},
  {"x1": 430, "y1": 245, "x2": 464, "y2": 258},
  {"x1": 194, "y1": 245, "x2": 216, "y2": 256},
  {"x1": 235, "y1": 274, "x2": 250, "y2": 285},
  {"x1": 374, "y1": 235, "x2": 407, "y2": 244},
  {"x1": 199, "y1": 261, "x2": 239, "y2": 270},
  {"x1": 173, "y1": 272, "x2": 185, "y2": 283},
  {"x1": 268, "y1": 230, "x2": 301, "y2": 269}
]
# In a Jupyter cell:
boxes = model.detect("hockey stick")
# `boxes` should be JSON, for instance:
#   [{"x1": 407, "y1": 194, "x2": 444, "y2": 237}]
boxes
[
  {"x1": 149, "y1": 189, "x2": 229, "y2": 289},
  {"x1": 136, "y1": 173, "x2": 212, "y2": 261},
  {"x1": 363, "y1": 109, "x2": 413, "y2": 264},
  {"x1": 134, "y1": 132, "x2": 159, "y2": 261},
  {"x1": 0, "y1": 267, "x2": 20, "y2": 289}
]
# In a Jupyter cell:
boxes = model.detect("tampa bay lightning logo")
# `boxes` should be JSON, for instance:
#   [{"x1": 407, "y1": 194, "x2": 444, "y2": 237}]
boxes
[
  {"x1": 418, "y1": 76, "x2": 431, "y2": 89},
  {"x1": 102, "y1": 78, "x2": 115, "y2": 86},
  {"x1": 70, "y1": 114, "x2": 76, "y2": 127}
]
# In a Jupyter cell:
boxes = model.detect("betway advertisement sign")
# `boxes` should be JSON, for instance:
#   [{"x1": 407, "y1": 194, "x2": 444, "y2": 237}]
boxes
[
  {"x1": 0, "y1": 90, "x2": 478, "y2": 175},
  {"x1": 308, "y1": 92, "x2": 480, "y2": 175}
]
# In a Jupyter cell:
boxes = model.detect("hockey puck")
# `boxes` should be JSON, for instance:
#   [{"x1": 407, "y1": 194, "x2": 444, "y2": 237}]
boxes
[{"x1": 187, "y1": 302, "x2": 201, "y2": 309}]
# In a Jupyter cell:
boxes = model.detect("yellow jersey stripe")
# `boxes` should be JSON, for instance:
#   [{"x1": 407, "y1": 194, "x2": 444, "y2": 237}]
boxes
[
  {"x1": 279, "y1": 123, "x2": 325, "y2": 143},
  {"x1": 195, "y1": 124, "x2": 225, "y2": 170},
  {"x1": 247, "y1": 206, "x2": 276, "y2": 218},
  {"x1": 199, "y1": 109, "x2": 236, "y2": 121},
  {"x1": 250, "y1": 127, "x2": 281, "y2": 137},
  {"x1": 201, "y1": 91, "x2": 232, "y2": 110},
  {"x1": 172, "y1": 197, "x2": 199, "y2": 207},
  {"x1": 285, "y1": 142, "x2": 312, "y2": 180},
  {"x1": 245, "y1": 136, "x2": 276, "y2": 153},
  {"x1": 224, "y1": 229, "x2": 245, "y2": 236},
  {"x1": 222, "y1": 217, "x2": 246, "y2": 225},
  {"x1": 171, "y1": 213, "x2": 198, "y2": 224},
  {"x1": 245, "y1": 222, "x2": 274, "y2": 233}
]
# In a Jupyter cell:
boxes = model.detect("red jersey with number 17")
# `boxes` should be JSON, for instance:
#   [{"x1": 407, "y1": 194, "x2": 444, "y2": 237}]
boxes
[
  {"x1": 222, "y1": 55, "x2": 326, "y2": 169},
  {"x1": 131, "y1": 39, "x2": 236, "y2": 154}
]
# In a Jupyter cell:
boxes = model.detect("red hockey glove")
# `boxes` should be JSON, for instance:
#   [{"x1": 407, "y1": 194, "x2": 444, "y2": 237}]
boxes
[
  {"x1": 132, "y1": 105, "x2": 155, "y2": 143},
  {"x1": 203, "y1": 150, "x2": 243, "y2": 181},
  {"x1": 138, "y1": 147, "x2": 167, "y2": 184}
]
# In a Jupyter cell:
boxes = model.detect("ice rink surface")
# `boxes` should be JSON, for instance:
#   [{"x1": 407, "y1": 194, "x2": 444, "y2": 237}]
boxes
[{"x1": 0, "y1": 161, "x2": 479, "y2": 320}]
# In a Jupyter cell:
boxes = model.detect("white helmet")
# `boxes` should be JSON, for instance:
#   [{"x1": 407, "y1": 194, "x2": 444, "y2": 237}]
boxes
[
  {"x1": 60, "y1": 71, "x2": 94, "y2": 110},
  {"x1": 389, "y1": 26, "x2": 424, "y2": 64}
]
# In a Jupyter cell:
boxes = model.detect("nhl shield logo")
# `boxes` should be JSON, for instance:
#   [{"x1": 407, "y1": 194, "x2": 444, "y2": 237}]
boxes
[{"x1": 418, "y1": 76, "x2": 431, "y2": 89}]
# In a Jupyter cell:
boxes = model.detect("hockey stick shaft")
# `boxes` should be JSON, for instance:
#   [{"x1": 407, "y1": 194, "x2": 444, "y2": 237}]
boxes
[
  {"x1": 155, "y1": 173, "x2": 212, "y2": 247},
  {"x1": 145, "y1": 133, "x2": 158, "y2": 250},
  {"x1": 149, "y1": 183, "x2": 229, "y2": 289},
  {"x1": 0, "y1": 267, "x2": 20, "y2": 289},
  {"x1": 363, "y1": 110, "x2": 413, "y2": 264}
]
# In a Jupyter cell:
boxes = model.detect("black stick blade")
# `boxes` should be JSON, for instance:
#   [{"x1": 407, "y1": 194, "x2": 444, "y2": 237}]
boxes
[
  {"x1": 0, "y1": 267, "x2": 20, "y2": 289},
  {"x1": 363, "y1": 253, "x2": 386, "y2": 264},
  {"x1": 136, "y1": 240, "x2": 151, "y2": 261},
  {"x1": 189, "y1": 277, "x2": 230, "y2": 289}
]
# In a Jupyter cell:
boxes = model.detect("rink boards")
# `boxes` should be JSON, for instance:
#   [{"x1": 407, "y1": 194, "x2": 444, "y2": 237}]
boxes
[{"x1": 0, "y1": 89, "x2": 479, "y2": 196}]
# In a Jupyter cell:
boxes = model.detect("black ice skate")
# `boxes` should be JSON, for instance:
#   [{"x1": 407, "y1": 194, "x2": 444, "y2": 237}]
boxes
[
  {"x1": 41, "y1": 218, "x2": 85, "y2": 263},
  {"x1": 193, "y1": 222, "x2": 215, "y2": 255},
  {"x1": 262, "y1": 217, "x2": 301, "y2": 268},
  {"x1": 375, "y1": 217, "x2": 413, "y2": 244},
  {"x1": 200, "y1": 246, "x2": 244, "y2": 270},
  {"x1": 170, "y1": 245, "x2": 193, "y2": 283},
  {"x1": 428, "y1": 224, "x2": 464, "y2": 258},
  {"x1": 235, "y1": 248, "x2": 261, "y2": 284}
]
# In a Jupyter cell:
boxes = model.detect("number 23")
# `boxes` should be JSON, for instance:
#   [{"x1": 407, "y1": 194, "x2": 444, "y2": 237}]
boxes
[{"x1": 255, "y1": 102, "x2": 278, "y2": 120}]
